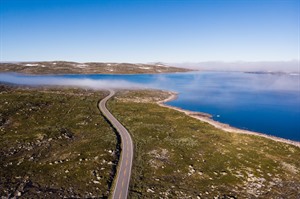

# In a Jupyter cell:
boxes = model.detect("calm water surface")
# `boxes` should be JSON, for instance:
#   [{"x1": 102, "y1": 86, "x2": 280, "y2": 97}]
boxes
[{"x1": 1, "y1": 71, "x2": 299, "y2": 141}]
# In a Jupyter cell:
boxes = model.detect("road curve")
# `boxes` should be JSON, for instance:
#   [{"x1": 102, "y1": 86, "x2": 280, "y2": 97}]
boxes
[{"x1": 98, "y1": 90, "x2": 133, "y2": 199}]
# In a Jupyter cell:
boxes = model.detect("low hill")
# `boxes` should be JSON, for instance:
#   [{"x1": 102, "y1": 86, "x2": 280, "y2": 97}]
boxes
[{"x1": 0, "y1": 62, "x2": 191, "y2": 74}]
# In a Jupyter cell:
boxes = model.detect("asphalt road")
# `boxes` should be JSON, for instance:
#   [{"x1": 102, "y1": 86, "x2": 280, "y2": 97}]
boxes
[{"x1": 98, "y1": 90, "x2": 133, "y2": 199}]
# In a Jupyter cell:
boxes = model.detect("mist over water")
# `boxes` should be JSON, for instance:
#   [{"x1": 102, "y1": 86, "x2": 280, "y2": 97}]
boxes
[
  {"x1": 1, "y1": 71, "x2": 299, "y2": 141},
  {"x1": 0, "y1": 73, "x2": 148, "y2": 89}
]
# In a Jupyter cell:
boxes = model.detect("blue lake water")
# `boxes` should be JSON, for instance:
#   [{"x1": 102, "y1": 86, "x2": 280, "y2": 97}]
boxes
[{"x1": 1, "y1": 71, "x2": 299, "y2": 141}]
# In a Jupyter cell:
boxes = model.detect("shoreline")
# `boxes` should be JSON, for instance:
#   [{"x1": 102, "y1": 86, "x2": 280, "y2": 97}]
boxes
[{"x1": 158, "y1": 91, "x2": 300, "y2": 148}]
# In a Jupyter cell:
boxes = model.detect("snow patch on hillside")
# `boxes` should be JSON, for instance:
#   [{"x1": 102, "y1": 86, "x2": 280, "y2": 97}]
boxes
[
  {"x1": 139, "y1": 66, "x2": 151, "y2": 70},
  {"x1": 24, "y1": 64, "x2": 38, "y2": 67}
]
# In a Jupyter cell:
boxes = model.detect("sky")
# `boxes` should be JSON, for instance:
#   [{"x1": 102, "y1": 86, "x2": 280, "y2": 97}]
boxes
[{"x1": 0, "y1": 0, "x2": 299, "y2": 63}]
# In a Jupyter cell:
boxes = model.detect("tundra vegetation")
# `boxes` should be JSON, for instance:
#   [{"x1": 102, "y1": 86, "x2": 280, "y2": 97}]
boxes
[
  {"x1": 0, "y1": 85, "x2": 118, "y2": 198},
  {"x1": 1, "y1": 85, "x2": 299, "y2": 198},
  {"x1": 109, "y1": 90, "x2": 300, "y2": 199}
]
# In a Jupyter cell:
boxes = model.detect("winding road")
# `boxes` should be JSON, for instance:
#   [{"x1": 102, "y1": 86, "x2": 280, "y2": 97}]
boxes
[{"x1": 98, "y1": 90, "x2": 133, "y2": 199}]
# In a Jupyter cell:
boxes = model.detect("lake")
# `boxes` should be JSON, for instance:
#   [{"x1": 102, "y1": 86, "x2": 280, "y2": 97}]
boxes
[{"x1": 1, "y1": 71, "x2": 299, "y2": 141}]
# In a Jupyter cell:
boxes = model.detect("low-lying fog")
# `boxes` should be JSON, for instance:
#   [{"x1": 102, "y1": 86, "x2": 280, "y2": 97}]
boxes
[
  {"x1": 170, "y1": 61, "x2": 299, "y2": 73},
  {"x1": 0, "y1": 71, "x2": 299, "y2": 93}
]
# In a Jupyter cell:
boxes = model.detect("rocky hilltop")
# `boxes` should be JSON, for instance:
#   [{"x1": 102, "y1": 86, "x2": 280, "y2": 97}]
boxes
[{"x1": 0, "y1": 62, "x2": 191, "y2": 74}]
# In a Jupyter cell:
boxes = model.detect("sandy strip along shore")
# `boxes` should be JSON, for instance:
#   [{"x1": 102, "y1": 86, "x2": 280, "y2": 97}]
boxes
[{"x1": 158, "y1": 91, "x2": 300, "y2": 148}]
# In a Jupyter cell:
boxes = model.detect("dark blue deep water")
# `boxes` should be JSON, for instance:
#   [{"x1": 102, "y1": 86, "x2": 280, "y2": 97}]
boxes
[{"x1": 1, "y1": 71, "x2": 299, "y2": 141}]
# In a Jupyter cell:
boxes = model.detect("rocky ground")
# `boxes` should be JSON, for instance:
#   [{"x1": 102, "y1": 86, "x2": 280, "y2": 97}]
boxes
[{"x1": 0, "y1": 85, "x2": 118, "y2": 198}]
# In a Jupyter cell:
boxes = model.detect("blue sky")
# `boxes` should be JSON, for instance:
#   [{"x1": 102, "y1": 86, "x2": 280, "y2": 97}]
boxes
[{"x1": 0, "y1": 0, "x2": 299, "y2": 62}]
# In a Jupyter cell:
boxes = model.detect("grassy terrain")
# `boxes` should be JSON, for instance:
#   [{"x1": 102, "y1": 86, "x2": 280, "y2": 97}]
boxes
[
  {"x1": 109, "y1": 90, "x2": 300, "y2": 199},
  {"x1": 0, "y1": 61, "x2": 191, "y2": 74},
  {"x1": 1, "y1": 86, "x2": 299, "y2": 198},
  {"x1": 0, "y1": 85, "x2": 118, "y2": 198}
]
